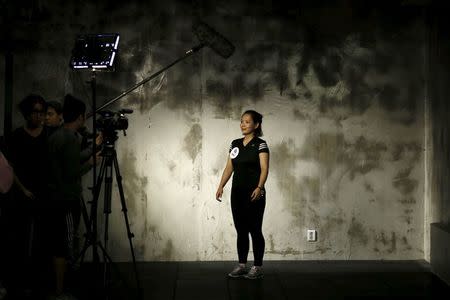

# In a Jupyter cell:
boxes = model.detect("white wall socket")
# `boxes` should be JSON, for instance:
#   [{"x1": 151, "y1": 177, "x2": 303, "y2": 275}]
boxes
[{"x1": 307, "y1": 229, "x2": 317, "y2": 242}]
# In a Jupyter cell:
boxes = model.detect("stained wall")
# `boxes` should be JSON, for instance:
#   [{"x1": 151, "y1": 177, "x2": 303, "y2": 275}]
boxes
[{"x1": 1, "y1": 0, "x2": 428, "y2": 261}]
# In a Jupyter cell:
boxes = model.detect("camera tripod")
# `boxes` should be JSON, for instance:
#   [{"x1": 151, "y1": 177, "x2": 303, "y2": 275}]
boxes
[
  {"x1": 69, "y1": 21, "x2": 234, "y2": 299},
  {"x1": 76, "y1": 133, "x2": 141, "y2": 300}
]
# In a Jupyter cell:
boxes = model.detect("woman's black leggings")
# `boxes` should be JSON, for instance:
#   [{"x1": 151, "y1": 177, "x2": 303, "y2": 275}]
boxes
[{"x1": 231, "y1": 186, "x2": 266, "y2": 266}]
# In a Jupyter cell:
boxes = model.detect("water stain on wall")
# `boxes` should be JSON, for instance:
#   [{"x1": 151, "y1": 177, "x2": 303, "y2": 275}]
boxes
[
  {"x1": 183, "y1": 123, "x2": 202, "y2": 162},
  {"x1": 119, "y1": 147, "x2": 155, "y2": 258},
  {"x1": 373, "y1": 231, "x2": 397, "y2": 254},
  {"x1": 322, "y1": 213, "x2": 346, "y2": 234},
  {"x1": 293, "y1": 108, "x2": 309, "y2": 120},
  {"x1": 308, "y1": 206, "x2": 321, "y2": 228},
  {"x1": 168, "y1": 160, "x2": 176, "y2": 172},
  {"x1": 312, "y1": 51, "x2": 343, "y2": 88},
  {"x1": 137, "y1": 221, "x2": 162, "y2": 259},
  {"x1": 392, "y1": 168, "x2": 418, "y2": 195},
  {"x1": 364, "y1": 182, "x2": 374, "y2": 193},
  {"x1": 391, "y1": 142, "x2": 422, "y2": 163},
  {"x1": 378, "y1": 82, "x2": 421, "y2": 126},
  {"x1": 310, "y1": 209, "x2": 346, "y2": 256},
  {"x1": 275, "y1": 47, "x2": 290, "y2": 96},
  {"x1": 302, "y1": 177, "x2": 320, "y2": 203},
  {"x1": 342, "y1": 68, "x2": 374, "y2": 115},
  {"x1": 268, "y1": 234, "x2": 275, "y2": 253},
  {"x1": 266, "y1": 247, "x2": 302, "y2": 256},
  {"x1": 319, "y1": 95, "x2": 340, "y2": 115},
  {"x1": 158, "y1": 239, "x2": 174, "y2": 261},
  {"x1": 399, "y1": 197, "x2": 416, "y2": 205},
  {"x1": 119, "y1": 149, "x2": 146, "y2": 216},
  {"x1": 300, "y1": 133, "x2": 346, "y2": 177},
  {"x1": 231, "y1": 73, "x2": 266, "y2": 102},
  {"x1": 271, "y1": 140, "x2": 306, "y2": 220},
  {"x1": 303, "y1": 247, "x2": 333, "y2": 255},
  {"x1": 128, "y1": 86, "x2": 166, "y2": 115},
  {"x1": 236, "y1": 43, "x2": 281, "y2": 74},
  {"x1": 300, "y1": 133, "x2": 387, "y2": 180},
  {"x1": 378, "y1": 85, "x2": 400, "y2": 111},
  {"x1": 401, "y1": 236, "x2": 412, "y2": 251},
  {"x1": 347, "y1": 217, "x2": 369, "y2": 246},
  {"x1": 401, "y1": 208, "x2": 414, "y2": 225},
  {"x1": 348, "y1": 136, "x2": 387, "y2": 179},
  {"x1": 205, "y1": 42, "x2": 296, "y2": 117},
  {"x1": 291, "y1": 18, "x2": 424, "y2": 123},
  {"x1": 166, "y1": 55, "x2": 202, "y2": 114},
  {"x1": 205, "y1": 79, "x2": 242, "y2": 119}
]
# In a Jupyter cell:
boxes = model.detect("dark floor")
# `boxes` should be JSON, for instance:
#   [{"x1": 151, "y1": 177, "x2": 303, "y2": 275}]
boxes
[{"x1": 61, "y1": 260, "x2": 450, "y2": 300}]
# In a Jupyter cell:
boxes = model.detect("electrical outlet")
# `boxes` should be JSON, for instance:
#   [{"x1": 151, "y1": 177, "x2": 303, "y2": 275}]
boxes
[{"x1": 307, "y1": 229, "x2": 317, "y2": 242}]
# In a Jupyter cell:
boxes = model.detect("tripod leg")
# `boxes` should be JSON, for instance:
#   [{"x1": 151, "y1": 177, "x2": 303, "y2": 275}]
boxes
[
  {"x1": 96, "y1": 153, "x2": 139, "y2": 300},
  {"x1": 90, "y1": 156, "x2": 107, "y2": 263},
  {"x1": 74, "y1": 156, "x2": 107, "y2": 265},
  {"x1": 103, "y1": 156, "x2": 114, "y2": 294},
  {"x1": 113, "y1": 152, "x2": 142, "y2": 298},
  {"x1": 78, "y1": 195, "x2": 92, "y2": 264}
]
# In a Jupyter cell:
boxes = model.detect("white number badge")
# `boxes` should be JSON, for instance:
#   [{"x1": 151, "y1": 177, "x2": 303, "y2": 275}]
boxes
[{"x1": 230, "y1": 147, "x2": 239, "y2": 159}]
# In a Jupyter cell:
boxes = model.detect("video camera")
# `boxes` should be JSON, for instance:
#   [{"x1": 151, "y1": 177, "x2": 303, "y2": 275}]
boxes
[{"x1": 96, "y1": 109, "x2": 133, "y2": 144}]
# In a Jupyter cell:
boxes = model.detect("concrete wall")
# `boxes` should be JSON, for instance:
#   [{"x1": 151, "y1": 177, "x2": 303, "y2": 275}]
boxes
[
  {"x1": 2, "y1": 0, "x2": 427, "y2": 261},
  {"x1": 428, "y1": 4, "x2": 450, "y2": 282},
  {"x1": 427, "y1": 6, "x2": 450, "y2": 230}
]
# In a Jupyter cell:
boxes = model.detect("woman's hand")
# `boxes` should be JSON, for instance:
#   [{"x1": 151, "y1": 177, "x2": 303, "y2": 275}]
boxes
[
  {"x1": 216, "y1": 187, "x2": 223, "y2": 202},
  {"x1": 251, "y1": 187, "x2": 263, "y2": 202}
]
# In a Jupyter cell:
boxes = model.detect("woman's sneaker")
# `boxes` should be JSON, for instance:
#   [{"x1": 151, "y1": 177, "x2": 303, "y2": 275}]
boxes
[
  {"x1": 228, "y1": 265, "x2": 248, "y2": 278},
  {"x1": 244, "y1": 266, "x2": 263, "y2": 279}
]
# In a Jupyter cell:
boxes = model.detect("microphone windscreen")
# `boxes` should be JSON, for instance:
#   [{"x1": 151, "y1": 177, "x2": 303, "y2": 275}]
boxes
[{"x1": 193, "y1": 21, "x2": 235, "y2": 59}]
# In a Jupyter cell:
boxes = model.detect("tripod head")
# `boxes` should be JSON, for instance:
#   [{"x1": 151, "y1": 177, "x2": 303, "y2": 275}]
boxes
[{"x1": 96, "y1": 108, "x2": 133, "y2": 145}]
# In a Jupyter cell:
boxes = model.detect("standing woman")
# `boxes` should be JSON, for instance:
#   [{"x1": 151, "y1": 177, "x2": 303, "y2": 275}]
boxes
[{"x1": 216, "y1": 110, "x2": 270, "y2": 279}]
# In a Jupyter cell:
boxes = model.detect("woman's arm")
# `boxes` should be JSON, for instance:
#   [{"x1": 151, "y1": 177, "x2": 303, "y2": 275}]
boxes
[
  {"x1": 257, "y1": 152, "x2": 269, "y2": 188},
  {"x1": 216, "y1": 157, "x2": 234, "y2": 201},
  {"x1": 251, "y1": 152, "x2": 269, "y2": 201}
]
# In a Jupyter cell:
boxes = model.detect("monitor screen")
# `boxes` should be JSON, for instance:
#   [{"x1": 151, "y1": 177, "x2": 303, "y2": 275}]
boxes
[{"x1": 70, "y1": 33, "x2": 120, "y2": 70}]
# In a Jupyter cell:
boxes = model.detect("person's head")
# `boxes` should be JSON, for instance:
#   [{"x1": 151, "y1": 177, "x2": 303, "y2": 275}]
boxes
[
  {"x1": 45, "y1": 101, "x2": 63, "y2": 127},
  {"x1": 18, "y1": 94, "x2": 46, "y2": 128},
  {"x1": 63, "y1": 94, "x2": 86, "y2": 130},
  {"x1": 240, "y1": 110, "x2": 263, "y2": 137}
]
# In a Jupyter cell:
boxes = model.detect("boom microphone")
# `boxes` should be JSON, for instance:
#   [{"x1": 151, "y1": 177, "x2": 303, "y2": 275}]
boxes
[{"x1": 193, "y1": 21, "x2": 235, "y2": 59}]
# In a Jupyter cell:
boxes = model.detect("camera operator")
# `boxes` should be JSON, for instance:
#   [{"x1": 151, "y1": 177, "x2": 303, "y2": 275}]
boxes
[
  {"x1": 46, "y1": 94, "x2": 99, "y2": 300},
  {"x1": 78, "y1": 126, "x2": 103, "y2": 165},
  {"x1": 72, "y1": 126, "x2": 103, "y2": 267}
]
